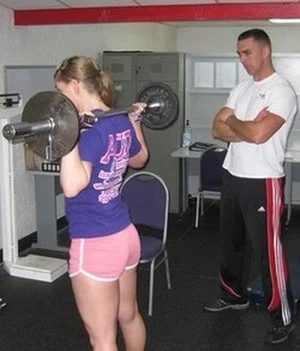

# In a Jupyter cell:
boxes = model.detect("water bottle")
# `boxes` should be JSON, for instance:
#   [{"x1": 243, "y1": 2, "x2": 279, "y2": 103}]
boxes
[{"x1": 182, "y1": 119, "x2": 192, "y2": 148}]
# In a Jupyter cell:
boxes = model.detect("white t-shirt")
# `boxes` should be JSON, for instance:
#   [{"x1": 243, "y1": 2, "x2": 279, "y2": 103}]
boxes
[{"x1": 223, "y1": 72, "x2": 297, "y2": 178}]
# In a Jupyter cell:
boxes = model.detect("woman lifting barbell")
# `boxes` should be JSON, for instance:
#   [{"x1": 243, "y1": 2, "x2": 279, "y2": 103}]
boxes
[{"x1": 54, "y1": 55, "x2": 148, "y2": 351}]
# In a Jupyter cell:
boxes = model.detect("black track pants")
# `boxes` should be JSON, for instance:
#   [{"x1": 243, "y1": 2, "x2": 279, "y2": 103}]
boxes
[{"x1": 219, "y1": 170, "x2": 294, "y2": 326}]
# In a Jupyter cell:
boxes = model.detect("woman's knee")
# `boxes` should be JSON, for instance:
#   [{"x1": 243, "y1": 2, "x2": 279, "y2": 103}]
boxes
[{"x1": 118, "y1": 302, "x2": 139, "y2": 324}]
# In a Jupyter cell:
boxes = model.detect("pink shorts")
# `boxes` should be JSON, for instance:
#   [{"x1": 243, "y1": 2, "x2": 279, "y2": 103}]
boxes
[{"x1": 69, "y1": 224, "x2": 141, "y2": 282}]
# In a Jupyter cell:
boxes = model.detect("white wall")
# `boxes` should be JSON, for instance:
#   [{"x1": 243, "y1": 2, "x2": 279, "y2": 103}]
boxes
[
  {"x1": 0, "y1": 6, "x2": 177, "y2": 248},
  {"x1": 177, "y1": 25, "x2": 300, "y2": 54}
]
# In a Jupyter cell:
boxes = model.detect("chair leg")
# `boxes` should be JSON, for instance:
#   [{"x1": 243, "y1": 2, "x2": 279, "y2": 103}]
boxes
[
  {"x1": 164, "y1": 250, "x2": 172, "y2": 290},
  {"x1": 195, "y1": 193, "x2": 200, "y2": 228},
  {"x1": 148, "y1": 260, "x2": 155, "y2": 317},
  {"x1": 200, "y1": 194, "x2": 204, "y2": 216}
]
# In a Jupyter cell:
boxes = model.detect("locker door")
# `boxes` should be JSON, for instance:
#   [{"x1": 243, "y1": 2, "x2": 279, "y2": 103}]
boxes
[
  {"x1": 111, "y1": 80, "x2": 135, "y2": 108},
  {"x1": 136, "y1": 53, "x2": 179, "y2": 82},
  {"x1": 102, "y1": 53, "x2": 136, "y2": 108}
]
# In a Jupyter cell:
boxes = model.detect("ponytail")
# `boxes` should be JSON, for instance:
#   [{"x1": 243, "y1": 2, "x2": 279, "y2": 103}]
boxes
[{"x1": 98, "y1": 70, "x2": 115, "y2": 108}]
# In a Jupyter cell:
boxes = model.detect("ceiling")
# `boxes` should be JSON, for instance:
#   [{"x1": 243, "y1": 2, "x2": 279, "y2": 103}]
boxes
[{"x1": 2, "y1": 0, "x2": 300, "y2": 27}]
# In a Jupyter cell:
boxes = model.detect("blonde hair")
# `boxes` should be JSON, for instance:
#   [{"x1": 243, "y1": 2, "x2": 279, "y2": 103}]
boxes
[{"x1": 54, "y1": 55, "x2": 114, "y2": 107}]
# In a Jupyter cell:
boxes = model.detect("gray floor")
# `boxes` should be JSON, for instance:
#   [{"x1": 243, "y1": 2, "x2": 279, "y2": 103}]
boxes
[{"x1": 1, "y1": 202, "x2": 300, "y2": 351}]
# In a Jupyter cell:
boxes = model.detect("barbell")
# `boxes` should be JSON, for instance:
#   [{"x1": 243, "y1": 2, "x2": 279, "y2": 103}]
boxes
[{"x1": 2, "y1": 82, "x2": 179, "y2": 162}]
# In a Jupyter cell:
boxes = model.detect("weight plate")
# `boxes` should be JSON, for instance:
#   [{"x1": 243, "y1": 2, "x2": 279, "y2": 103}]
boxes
[
  {"x1": 22, "y1": 91, "x2": 79, "y2": 161},
  {"x1": 136, "y1": 82, "x2": 179, "y2": 130}
]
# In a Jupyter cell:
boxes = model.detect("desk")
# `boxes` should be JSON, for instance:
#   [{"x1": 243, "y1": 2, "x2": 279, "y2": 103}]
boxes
[
  {"x1": 171, "y1": 147, "x2": 300, "y2": 223},
  {"x1": 171, "y1": 147, "x2": 203, "y2": 212}
]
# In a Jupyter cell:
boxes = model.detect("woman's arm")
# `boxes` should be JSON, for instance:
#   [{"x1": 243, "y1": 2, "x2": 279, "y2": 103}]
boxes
[
  {"x1": 127, "y1": 103, "x2": 149, "y2": 169},
  {"x1": 128, "y1": 119, "x2": 149, "y2": 169},
  {"x1": 59, "y1": 145, "x2": 92, "y2": 198}
]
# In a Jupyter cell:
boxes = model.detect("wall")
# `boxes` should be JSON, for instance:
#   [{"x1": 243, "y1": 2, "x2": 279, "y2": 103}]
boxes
[
  {"x1": 0, "y1": 6, "x2": 177, "y2": 248},
  {"x1": 177, "y1": 25, "x2": 300, "y2": 54}
]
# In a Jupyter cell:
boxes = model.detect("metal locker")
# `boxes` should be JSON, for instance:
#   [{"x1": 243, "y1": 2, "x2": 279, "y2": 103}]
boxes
[
  {"x1": 136, "y1": 53, "x2": 180, "y2": 82},
  {"x1": 102, "y1": 53, "x2": 136, "y2": 108},
  {"x1": 102, "y1": 51, "x2": 185, "y2": 213}
]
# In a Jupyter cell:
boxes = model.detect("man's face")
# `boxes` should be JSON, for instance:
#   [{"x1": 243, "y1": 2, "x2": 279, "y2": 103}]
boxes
[{"x1": 237, "y1": 37, "x2": 267, "y2": 76}]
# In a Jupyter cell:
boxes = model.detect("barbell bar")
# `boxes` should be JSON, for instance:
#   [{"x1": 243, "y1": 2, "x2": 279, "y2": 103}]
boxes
[
  {"x1": 2, "y1": 82, "x2": 179, "y2": 162},
  {"x1": 2, "y1": 102, "x2": 162, "y2": 140}
]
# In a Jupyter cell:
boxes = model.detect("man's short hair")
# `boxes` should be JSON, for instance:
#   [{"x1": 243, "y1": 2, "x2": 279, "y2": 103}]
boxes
[{"x1": 238, "y1": 29, "x2": 272, "y2": 47}]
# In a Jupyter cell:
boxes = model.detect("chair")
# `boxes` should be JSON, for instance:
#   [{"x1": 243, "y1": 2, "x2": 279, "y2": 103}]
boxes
[
  {"x1": 121, "y1": 171, "x2": 171, "y2": 316},
  {"x1": 195, "y1": 146, "x2": 227, "y2": 228}
]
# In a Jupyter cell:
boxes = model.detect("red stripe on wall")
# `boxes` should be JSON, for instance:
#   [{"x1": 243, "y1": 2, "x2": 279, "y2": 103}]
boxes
[{"x1": 14, "y1": 3, "x2": 300, "y2": 26}]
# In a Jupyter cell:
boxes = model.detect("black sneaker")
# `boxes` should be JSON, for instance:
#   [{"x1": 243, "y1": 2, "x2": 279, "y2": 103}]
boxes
[
  {"x1": 264, "y1": 323, "x2": 295, "y2": 344},
  {"x1": 0, "y1": 298, "x2": 7, "y2": 311},
  {"x1": 203, "y1": 298, "x2": 249, "y2": 312}
]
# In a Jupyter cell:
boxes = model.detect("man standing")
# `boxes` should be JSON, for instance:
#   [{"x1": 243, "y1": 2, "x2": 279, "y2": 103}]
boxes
[{"x1": 204, "y1": 28, "x2": 297, "y2": 345}]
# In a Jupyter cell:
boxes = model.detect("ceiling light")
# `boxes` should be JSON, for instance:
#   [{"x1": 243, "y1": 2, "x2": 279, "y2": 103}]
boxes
[{"x1": 269, "y1": 19, "x2": 300, "y2": 24}]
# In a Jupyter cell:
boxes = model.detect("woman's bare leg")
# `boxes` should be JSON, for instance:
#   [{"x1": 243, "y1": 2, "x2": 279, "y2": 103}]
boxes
[
  {"x1": 71, "y1": 274, "x2": 119, "y2": 351},
  {"x1": 118, "y1": 268, "x2": 146, "y2": 351}
]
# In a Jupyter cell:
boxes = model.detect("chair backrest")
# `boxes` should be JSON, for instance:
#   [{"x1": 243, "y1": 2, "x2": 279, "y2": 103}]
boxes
[
  {"x1": 200, "y1": 146, "x2": 227, "y2": 192},
  {"x1": 121, "y1": 171, "x2": 169, "y2": 239}
]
